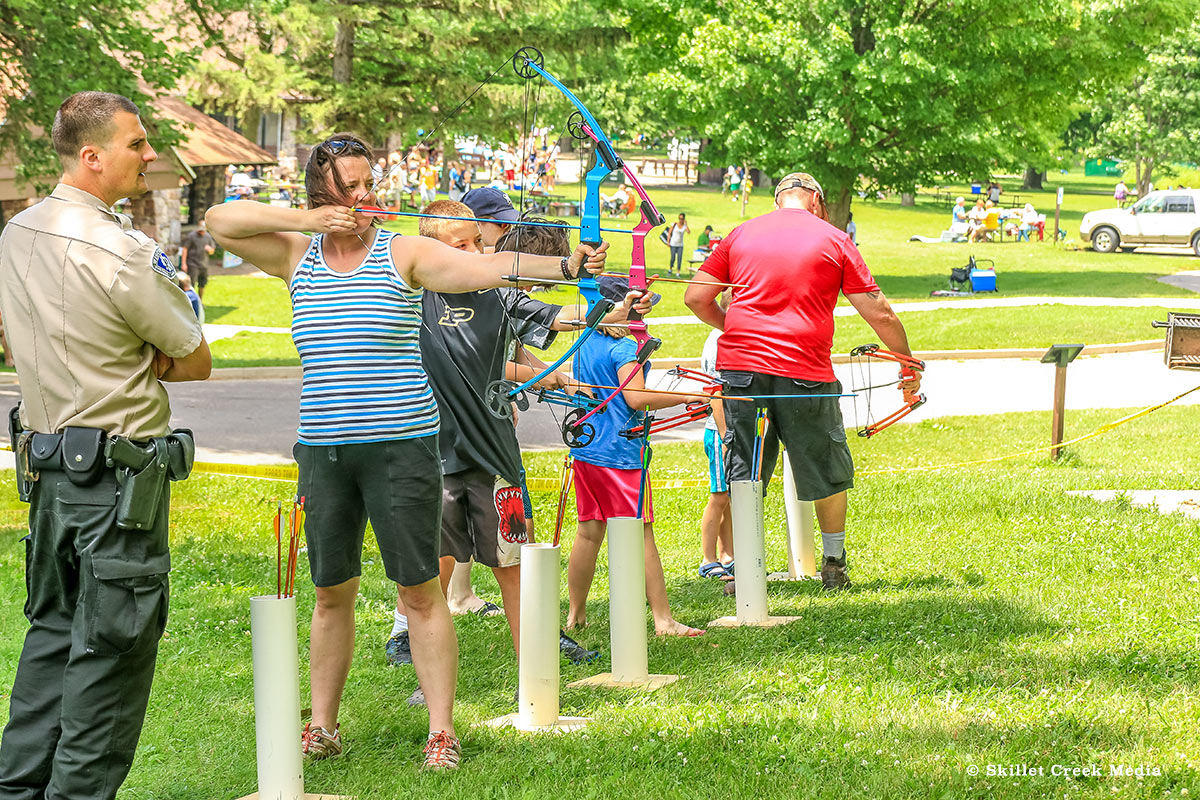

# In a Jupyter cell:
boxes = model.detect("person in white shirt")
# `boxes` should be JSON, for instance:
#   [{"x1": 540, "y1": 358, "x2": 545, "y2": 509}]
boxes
[
  {"x1": 667, "y1": 212, "x2": 689, "y2": 275},
  {"x1": 1017, "y1": 202, "x2": 1040, "y2": 242}
]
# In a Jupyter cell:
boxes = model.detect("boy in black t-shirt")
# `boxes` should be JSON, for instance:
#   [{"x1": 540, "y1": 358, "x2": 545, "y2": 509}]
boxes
[{"x1": 387, "y1": 201, "x2": 636, "y2": 682}]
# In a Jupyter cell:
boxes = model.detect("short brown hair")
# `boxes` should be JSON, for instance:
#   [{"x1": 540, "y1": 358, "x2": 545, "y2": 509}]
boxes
[
  {"x1": 494, "y1": 215, "x2": 571, "y2": 257},
  {"x1": 419, "y1": 200, "x2": 475, "y2": 240},
  {"x1": 51, "y1": 92, "x2": 140, "y2": 165},
  {"x1": 305, "y1": 133, "x2": 375, "y2": 209}
]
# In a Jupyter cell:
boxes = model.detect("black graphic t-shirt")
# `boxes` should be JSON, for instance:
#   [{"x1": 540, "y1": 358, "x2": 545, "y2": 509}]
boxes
[{"x1": 421, "y1": 288, "x2": 561, "y2": 482}]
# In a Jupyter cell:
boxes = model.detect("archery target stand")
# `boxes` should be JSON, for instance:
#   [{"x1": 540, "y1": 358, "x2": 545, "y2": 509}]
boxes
[
  {"x1": 710, "y1": 481, "x2": 802, "y2": 629},
  {"x1": 236, "y1": 596, "x2": 353, "y2": 800},
  {"x1": 566, "y1": 518, "x2": 682, "y2": 692},
  {"x1": 481, "y1": 544, "x2": 590, "y2": 733},
  {"x1": 767, "y1": 459, "x2": 820, "y2": 582}
]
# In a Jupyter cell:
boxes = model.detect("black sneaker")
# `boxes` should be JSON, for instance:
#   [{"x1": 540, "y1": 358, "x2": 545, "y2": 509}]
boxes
[
  {"x1": 386, "y1": 630, "x2": 413, "y2": 666},
  {"x1": 820, "y1": 553, "x2": 851, "y2": 591},
  {"x1": 559, "y1": 630, "x2": 600, "y2": 665}
]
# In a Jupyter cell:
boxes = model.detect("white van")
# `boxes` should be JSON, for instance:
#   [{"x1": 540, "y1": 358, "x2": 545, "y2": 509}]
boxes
[{"x1": 1080, "y1": 189, "x2": 1200, "y2": 255}]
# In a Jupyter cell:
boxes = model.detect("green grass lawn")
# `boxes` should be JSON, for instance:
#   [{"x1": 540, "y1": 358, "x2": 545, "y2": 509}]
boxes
[{"x1": 1, "y1": 406, "x2": 1199, "y2": 798}]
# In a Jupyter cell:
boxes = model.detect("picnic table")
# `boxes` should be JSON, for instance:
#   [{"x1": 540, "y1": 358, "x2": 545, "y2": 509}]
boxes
[{"x1": 523, "y1": 192, "x2": 566, "y2": 214}]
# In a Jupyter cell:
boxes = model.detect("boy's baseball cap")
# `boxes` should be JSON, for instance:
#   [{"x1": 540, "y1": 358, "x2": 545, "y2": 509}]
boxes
[
  {"x1": 462, "y1": 187, "x2": 519, "y2": 222},
  {"x1": 597, "y1": 275, "x2": 661, "y2": 307}
]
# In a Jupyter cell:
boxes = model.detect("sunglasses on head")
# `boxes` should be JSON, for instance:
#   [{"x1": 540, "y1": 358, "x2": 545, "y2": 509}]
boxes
[{"x1": 319, "y1": 139, "x2": 371, "y2": 158}]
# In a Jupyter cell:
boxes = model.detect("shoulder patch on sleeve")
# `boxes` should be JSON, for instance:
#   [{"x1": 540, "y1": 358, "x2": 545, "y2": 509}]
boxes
[{"x1": 151, "y1": 248, "x2": 177, "y2": 279}]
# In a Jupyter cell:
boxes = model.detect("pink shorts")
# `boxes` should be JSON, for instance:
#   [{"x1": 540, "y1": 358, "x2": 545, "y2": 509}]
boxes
[{"x1": 573, "y1": 460, "x2": 654, "y2": 523}]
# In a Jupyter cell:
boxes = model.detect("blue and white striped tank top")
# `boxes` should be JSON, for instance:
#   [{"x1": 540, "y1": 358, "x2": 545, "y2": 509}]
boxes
[{"x1": 290, "y1": 229, "x2": 439, "y2": 445}]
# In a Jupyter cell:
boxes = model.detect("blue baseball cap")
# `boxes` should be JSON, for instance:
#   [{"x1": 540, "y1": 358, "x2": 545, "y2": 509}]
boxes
[{"x1": 462, "y1": 187, "x2": 519, "y2": 222}]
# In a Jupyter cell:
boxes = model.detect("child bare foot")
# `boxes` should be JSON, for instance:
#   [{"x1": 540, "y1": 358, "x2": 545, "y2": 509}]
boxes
[
  {"x1": 447, "y1": 596, "x2": 487, "y2": 615},
  {"x1": 655, "y1": 620, "x2": 706, "y2": 637},
  {"x1": 564, "y1": 616, "x2": 587, "y2": 630}
]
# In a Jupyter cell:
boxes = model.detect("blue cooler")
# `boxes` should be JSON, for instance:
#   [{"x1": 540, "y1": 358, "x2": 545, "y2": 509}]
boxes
[{"x1": 970, "y1": 268, "x2": 997, "y2": 292}]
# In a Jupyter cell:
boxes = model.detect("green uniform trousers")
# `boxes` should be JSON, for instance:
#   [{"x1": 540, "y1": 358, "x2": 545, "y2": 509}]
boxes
[{"x1": 0, "y1": 470, "x2": 170, "y2": 800}]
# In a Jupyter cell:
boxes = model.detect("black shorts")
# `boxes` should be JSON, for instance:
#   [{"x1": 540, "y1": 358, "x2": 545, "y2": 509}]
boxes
[
  {"x1": 440, "y1": 468, "x2": 528, "y2": 569},
  {"x1": 294, "y1": 437, "x2": 442, "y2": 587},
  {"x1": 721, "y1": 371, "x2": 854, "y2": 501},
  {"x1": 187, "y1": 261, "x2": 209, "y2": 289}
]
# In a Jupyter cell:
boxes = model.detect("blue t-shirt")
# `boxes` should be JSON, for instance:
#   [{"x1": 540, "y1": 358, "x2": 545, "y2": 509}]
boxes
[
  {"x1": 572, "y1": 334, "x2": 650, "y2": 470},
  {"x1": 184, "y1": 289, "x2": 202, "y2": 319}
]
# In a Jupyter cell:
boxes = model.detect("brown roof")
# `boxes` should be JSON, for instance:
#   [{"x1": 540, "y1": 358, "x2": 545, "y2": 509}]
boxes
[{"x1": 154, "y1": 95, "x2": 275, "y2": 168}]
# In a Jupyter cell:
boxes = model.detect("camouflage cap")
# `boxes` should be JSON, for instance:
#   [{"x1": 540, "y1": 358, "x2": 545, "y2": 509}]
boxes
[{"x1": 774, "y1": 172, "x2": 825, "y2": 201}]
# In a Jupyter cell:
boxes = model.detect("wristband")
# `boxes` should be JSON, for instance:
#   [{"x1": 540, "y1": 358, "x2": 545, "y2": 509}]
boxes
[{"x1": 561, "y1": 257, "x2": 572, "y2": 280}]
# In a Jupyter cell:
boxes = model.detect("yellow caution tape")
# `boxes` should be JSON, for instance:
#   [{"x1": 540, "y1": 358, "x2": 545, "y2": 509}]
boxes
[
  {"x1": 192, "y1": 461, "x2": 298, "y2": 482},
  {"x1": 857, "y1": 383, "x2": 1200, "y2": 476}
]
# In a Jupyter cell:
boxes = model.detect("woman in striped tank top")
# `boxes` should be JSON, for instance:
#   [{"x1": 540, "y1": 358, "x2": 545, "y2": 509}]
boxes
[{"x1": 206, "y1": 134, "x2": 608, "y2": 769}]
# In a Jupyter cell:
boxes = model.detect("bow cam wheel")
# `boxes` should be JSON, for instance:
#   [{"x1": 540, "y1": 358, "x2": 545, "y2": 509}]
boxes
[
  {"x1": 562, "y1": 408, "x2": 596, "y2": 448},
  {"x1": 485, "y1": 379, "x2": 517, "y2": 420},
  {"x1": 567, "y1": 111, "x2": 588, "y2": 141},
  {"x1": 512, "y1": 47, "x2": 545, "y2": 79}
]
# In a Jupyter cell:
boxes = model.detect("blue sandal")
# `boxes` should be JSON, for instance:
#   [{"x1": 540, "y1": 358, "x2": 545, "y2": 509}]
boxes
[{"x1": 698, "y1": 562, "x2": 729, "y2": 579}]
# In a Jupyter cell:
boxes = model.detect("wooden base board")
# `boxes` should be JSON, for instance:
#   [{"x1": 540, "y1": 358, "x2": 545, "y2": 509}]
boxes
[
  {"x1": 707, "y1": 615, "x2": 802, "y2": 628},
  {"x1": 477, "y1": 713, "x2": 590, "y2": 733},
  {"x1": 566, "y1": 673, "x2": 682, "y2": 691}
]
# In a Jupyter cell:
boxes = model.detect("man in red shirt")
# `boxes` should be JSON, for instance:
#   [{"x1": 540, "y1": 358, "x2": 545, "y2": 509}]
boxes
[{"x1": 684, "y1": 172, "x2": 920, "y2": 589}]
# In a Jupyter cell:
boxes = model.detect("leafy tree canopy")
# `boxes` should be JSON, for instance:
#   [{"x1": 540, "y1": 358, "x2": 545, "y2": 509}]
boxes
[
  {"x1": 1, "y1": 0, "x2": 192, "y2": 187},
  {"x1": 619, "y1": 0, "x2": 1194, "y2": 226},
  {"x1": 1089, "y1": 19, "x2": 1200, "y2": 196}
]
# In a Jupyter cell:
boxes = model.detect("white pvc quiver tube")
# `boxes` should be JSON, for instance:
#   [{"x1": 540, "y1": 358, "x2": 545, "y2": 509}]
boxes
[
  {"x1": 731, "y1": 480, "x2": 769, "y2": 623},
  {"x1": 607, "y1": 517, "x2": 650, "y2": 683},
  {"x1": 518, "y1": 543, "x2": 561, "y2": 728},
  {"x1": 249, "y1": 595, "x2": 303, "y2": 800},
  {"x1": 782, "y1": 458, "x2": 817, "y2": 579}
]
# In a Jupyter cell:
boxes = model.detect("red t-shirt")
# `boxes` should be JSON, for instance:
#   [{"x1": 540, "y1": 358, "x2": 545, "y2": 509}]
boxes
[{"x1": 700, "y1": 208, "x2": 878, "y2": 382}]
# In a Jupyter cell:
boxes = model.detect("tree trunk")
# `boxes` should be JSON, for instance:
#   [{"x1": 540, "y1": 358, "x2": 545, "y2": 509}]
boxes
[
  {"x1": 1136, "y1": 157, "x2": 1154, "y2": 197},
  {"x1": 900, "y1": 193, "x2": 915, "y2": 207},
  {"x1": 332, "y1": 18, "x2": 356, "y2": 129},
  {"x1": 241, "y1": 108, "x2": 263, "y2": 146},
  {"x1": 1022, "y1": 165, "x2": 1044, "y2": 190},
  {"x1": 827, "y1": 185, "x2": 852, "y2": 231},
  {"x1": 333, "y1": 18, "x2": 355, "y2": 84}
]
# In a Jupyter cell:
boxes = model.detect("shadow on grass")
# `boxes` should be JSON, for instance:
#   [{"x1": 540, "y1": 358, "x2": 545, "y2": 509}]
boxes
[{"x1": 200, "y1": 304, "x2": 237, "y2": 323}]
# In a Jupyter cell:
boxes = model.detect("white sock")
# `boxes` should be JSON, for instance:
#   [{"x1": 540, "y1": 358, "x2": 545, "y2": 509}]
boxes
[
  {"x1": 390, "y1": 611, "x2": 408, "y2": 637},
  {"x1": 821, "y1": 531, "x2": 845, "y2": 561}
]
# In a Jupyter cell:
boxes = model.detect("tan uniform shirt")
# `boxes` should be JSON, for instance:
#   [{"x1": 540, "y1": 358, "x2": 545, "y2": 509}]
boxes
[{"x1": 0, "y1": 184, "x2": 203, "y2": 439}]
